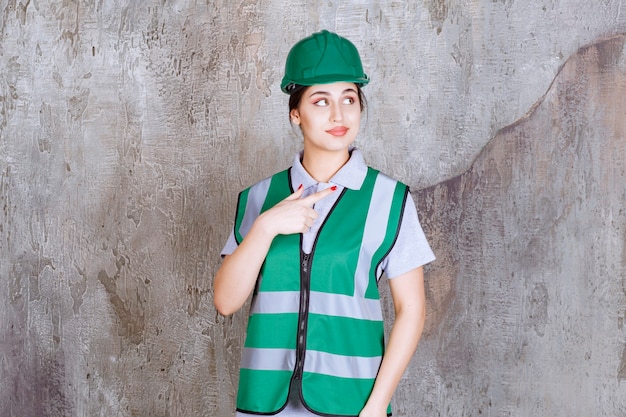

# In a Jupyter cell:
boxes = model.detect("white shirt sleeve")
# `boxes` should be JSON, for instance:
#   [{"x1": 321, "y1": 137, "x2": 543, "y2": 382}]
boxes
[
  {"x1": 220, "y1": 229, "x2": 238, "y2": 257},
  {"x1": 380, "y1": 192, "x2": 435, "y2": 279}
]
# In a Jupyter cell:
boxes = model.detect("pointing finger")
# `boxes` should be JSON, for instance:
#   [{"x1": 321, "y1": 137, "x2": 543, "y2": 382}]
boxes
[{"x1": 301, "y1": 185, "x2": 338, "y2": 206}]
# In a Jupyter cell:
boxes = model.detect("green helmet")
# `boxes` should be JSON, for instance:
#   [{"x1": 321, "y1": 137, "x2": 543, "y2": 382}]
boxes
[{"x1": 280, "y1": 30, "x2": 369, "y2": 94}]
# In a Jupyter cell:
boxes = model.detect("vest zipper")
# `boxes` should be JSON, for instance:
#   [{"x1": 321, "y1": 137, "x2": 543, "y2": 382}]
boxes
[
  {"x1": 291, "y1": 189, "x2": 345, "y2": 407},
  {"x1": 294, "y1": 251, "x2": 311, "y2": 385}
]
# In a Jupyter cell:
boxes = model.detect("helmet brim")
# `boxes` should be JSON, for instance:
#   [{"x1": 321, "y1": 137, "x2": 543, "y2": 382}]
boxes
[{"x1": 281, "y1": 74, "x2": 369, "y2": 94}]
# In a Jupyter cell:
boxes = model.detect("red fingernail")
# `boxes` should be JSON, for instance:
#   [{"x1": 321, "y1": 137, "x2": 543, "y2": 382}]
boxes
[
  {"x1": 330, "y1": 186, "x2": 337, "y2": 191},
  {"x1": 298, "y1": 184, "x2": 303, "y2": 190}
]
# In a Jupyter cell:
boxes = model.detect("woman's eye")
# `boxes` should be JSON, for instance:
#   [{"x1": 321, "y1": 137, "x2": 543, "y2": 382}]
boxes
[
  {"x1": 343, "y1": 97, "x2": 355, "y2": 105},
  {"x1": 314, "y1": 99, "x2": 328, "y2": 106}
]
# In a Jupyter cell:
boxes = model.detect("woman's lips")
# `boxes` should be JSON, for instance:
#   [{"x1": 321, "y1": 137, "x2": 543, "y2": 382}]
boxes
[{"x1": 326, "y1": 127, "x2": 349, "y2": 136}]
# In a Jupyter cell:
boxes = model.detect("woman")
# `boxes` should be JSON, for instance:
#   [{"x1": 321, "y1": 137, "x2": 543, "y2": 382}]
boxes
[{"x1": 214, "y1": 30, "x2": 435, "y2": 417}]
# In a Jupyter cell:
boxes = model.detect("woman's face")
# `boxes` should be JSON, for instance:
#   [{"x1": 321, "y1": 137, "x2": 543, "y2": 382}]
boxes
[{"x1": 290, "y1": 82, "x2": 361, "y2": 155}]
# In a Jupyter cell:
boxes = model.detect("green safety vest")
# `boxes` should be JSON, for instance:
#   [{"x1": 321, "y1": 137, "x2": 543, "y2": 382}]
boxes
[{"x1": 233, "y1": 167, "x2": 407, "y2": 416}]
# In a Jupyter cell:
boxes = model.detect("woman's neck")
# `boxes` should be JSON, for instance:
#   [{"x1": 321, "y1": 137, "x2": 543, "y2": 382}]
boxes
[{"x1": 301, "y1": 148, "x2": 351, "y2": 183}]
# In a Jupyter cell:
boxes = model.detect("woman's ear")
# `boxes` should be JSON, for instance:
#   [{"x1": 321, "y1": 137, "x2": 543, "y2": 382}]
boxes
[{"x1": 290, "y1": 109, "x2": 301, "y2": 126}]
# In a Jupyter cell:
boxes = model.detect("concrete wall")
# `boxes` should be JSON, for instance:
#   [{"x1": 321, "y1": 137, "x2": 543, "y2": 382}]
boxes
[
  {"x1": 1, "y1": 1, "x2": 625, "y2": 416},
  {"x1": 412, "y1": 35, "x2": 626, "y2": 416}
]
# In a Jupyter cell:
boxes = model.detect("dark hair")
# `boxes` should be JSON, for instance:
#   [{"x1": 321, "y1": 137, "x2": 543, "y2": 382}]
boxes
[{"x1": 288, "y1": 84, "x2": 367, "y2": 119}]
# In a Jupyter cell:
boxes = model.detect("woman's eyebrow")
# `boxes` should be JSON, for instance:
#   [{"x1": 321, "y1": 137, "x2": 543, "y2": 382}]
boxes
[
  {"x1": 308, "y1": 90, "x2": 330, "y2": 98},
  {"x1": 308, "y1": 88, "x2": 357, "y2": 98}
]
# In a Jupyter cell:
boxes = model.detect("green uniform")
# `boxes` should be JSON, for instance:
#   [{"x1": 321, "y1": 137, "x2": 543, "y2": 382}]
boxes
[{"x1": 234, "y1": 166, "x2": 407, "y2": 416}]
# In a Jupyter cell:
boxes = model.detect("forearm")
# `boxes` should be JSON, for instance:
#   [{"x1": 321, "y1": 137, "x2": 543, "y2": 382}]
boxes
[
  {"x1": 213, "y1": 220, "x2": 275, "y2": 315},
  {"x1": 360, "y1": 267, "x2": 426, "y2": 417},
  {"x1": 361, "y1": 307, "x2": 425, "y2": 415}
]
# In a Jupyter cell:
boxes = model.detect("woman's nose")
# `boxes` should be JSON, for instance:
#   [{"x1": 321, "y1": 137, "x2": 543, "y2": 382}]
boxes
[{"x1": 330, "y1": 103, "x2": 343, "y2": 123}]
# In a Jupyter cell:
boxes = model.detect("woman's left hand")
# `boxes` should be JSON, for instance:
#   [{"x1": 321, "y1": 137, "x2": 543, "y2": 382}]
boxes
[{"x1": 358, "y1": 404, "x2": 387, "y2": 417}]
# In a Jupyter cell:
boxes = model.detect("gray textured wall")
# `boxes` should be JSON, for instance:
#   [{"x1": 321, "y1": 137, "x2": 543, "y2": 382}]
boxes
[
  {"x1": 1, "y1": 1, "x2": 625, "y2": 416},
  {"x1": 413, "y1": 35, "x2": 626, "y2": 416}
]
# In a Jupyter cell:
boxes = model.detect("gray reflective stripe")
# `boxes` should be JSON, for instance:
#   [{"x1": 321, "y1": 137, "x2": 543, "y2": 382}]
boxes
[
  {"x1": 354, "y1": 173, "x2": 396, "y2": 295},
  {"x1": 308, "y1": 291, "x2": 383, "y2": 321},
  {"x1": 250, "y1": 291, "x2": 382, "y2": 320},
  {"x1": 303, "y1": 350, "x2": 382, "y2": 379},
  {"x1": 240, "y1": 347, "x2": 296, "y2": 371},
  {"x1": 239, "y1": 177, "x2": 271, "y2": 238},
  {"x1": 249, "y1": 291, "x2": 300, "y2": 314}
]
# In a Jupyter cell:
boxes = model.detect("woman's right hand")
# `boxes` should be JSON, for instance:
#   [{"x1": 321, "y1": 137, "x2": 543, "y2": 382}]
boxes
[
  {"x1": 256, "y1": 185, "x2": 337, "y2": 237},
  {"x1": 213, "y1": 184, "x2": 337, "y2": 315}
]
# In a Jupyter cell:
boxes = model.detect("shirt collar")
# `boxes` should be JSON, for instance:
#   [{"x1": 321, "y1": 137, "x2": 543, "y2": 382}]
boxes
[{"x1": 291, "y1": 148, "x2": 368, "y2": 191}]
